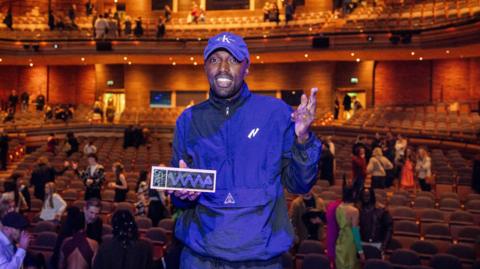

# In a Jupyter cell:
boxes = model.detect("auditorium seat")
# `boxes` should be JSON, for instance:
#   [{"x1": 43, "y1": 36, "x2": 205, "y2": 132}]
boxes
[
  {"x1": 364, "y1": 259, "x2": 394, "y2": 269},
  {"x1": 391, "y1": 206, "x2": 417, "y2": 222},
  {"x1": 389, "y1": 249, "x2": 421, "y2": 267},
  {"x1": 410, "y1": 240, "x2": 439, "y2": 261},
  {"x1": 430, "y1": 254, "x2": 463, "y2": 269},
  {"x1": 295, "y1": 240, "x2": 325, "y2": 269},
  {"x1": 301, "y1": 254, "x2": 329, "y2": 269},
  {"x1": 446, "y1": 243, "x2": 477, "y2": 267}
]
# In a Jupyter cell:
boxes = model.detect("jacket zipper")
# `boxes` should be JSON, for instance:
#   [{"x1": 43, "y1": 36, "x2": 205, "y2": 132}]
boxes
[{"x1": 226, "y1": 106, "x2": 230, "y2": 116}]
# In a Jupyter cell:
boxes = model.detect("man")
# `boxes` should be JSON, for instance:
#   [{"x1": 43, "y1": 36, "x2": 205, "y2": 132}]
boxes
[
  {"x1": 83, "y1": 199, "x2": 103, "y2": 243},
  {"x1": 0, "y1": 212, "x2": 31, "y2": 269},
  {"x1": 73, "y1": 154, "x2": 105, "y2": 200},
  {"x1": 7, "y1": 90, "x2": 18, "y2": 114},
  {"x1": 289, "y1": 191, "x2": 325, "y2": 244},
  {"x1": 359, "y1": 187, "x2": 393, "y2": 255},
  {"x1": 20, "y1": 92, "x2": 29, "y2": 112},
  {"x1": 0, "y1": 130, "x2": 9, "y2": 171},
  {"x1": 170, "y1": 32, "x2": 321, "y2": 268},
  {"x1": 35, "y1": 93, "x2": 45, "y2": 111},
  {"x1": 342, "y1": 93, "x2": 351, "y2": 120},
  {"x1": 30, "y1": 157, "x2": 69, "y2": 200}
]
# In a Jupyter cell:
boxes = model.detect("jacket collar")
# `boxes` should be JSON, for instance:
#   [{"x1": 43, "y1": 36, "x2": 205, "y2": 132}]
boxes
[{"x1": 208, "y1": 82, "x2": 251, "y2": 111}]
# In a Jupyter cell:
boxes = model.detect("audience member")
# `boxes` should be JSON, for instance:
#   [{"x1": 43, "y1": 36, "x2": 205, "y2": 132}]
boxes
[
  {"x1": 107, "y1": 14, "x2": 118, "y2": 39},
  {"x1": 124, "y1": 16, "x2": 132, "y2": 36},
  {"x1": 92, "y1": 100, "x2": 103, "y2": 121},
  {"x1": 352, "y1": 96, "x2": 362, "y2": 114},
  {"x1": 58, "y1": 207, "x2": 98, "y2": 269},
  {"x1": 400, "y1": 147, "x2": 415, "y2": 190},
  {"x1": 342, "y1": 94, "x2": 352, "y2": 120},
  {"x1": 93, "y1": 210, "x2": 153, "y2": 269},
  {"x1": 123, "y1": 125, "x2": 134, "y2": 148},
  {"x1": 164, "y1": 4, "x2": 172, "y2": 22},
  {"x1": 39, "y1": 182, "x2": 67, "y2": 223},
  {"x1": 46, "y1": 133, "x2": 57, "y2": 154},
  {"x1": 284, "y1": 0, "x2": 294, "y2": 24},
  {"x1": 83, "y1": 199, "x2": 103, "y2": 243},
  {"x1": 335, "y1": 181, "x2": 364, "y2": 269},
  {"x1": 83, "y1": 141, "x2": 97, "y2": 155},
  {"x1": 94, "y1": 14, "x2": 109, "y2": 39},
  {"x1": 326, "y1": 198, "x2": 341, "y2": 267},
  {"x1": 0, "y1": 212, "x2": 30, "y2": 268},
  {"x1": 416, "y1": 147, "x2": 432, "y2": 191},
  {"x1": 263, "y1": 2, "x2": 270, "y2": 21},
  {"x1": 73, "y1": 154, "x2": 105, "y2": 200},
  {"x1": 1, "y1": 180, "x2": 28, "y2": 212},
  {"x1": 48, "y1": 10, "x2": 55, "y2": 30},
  {"x1": 35, "y1": 94, "x2": 45, "y2": 111},
  {"x1": 68, "y1": 4, "x2": 77, "y2": 28},
  {"x1": 105, "y1": 98, "x2": 115, "y2": 123},
  {"x1": 3, "y1": 7, "x2": 13, "y2": 30},
  {"x1": 269, "y1": 3, "x2": 280, "y2": 24},
  {"x1": 394, "y1": 134, "x2": 408, "y2": 178},
  {"x1": 319, "y1": 142, "x2": 335, "y2": 185},
  {"x1": 156, "y1": 17, "x2": 166, "y2": 38},
  {"x1": 334, "y1": 97, "x2": 340, "y2": 120},
  {"x1": 148, "y1": 186, "x2": 168, "y2": 227},
  {"x1": 188, "y1": 2, "x2": 201, "y2": 24},
  {"x1": 85, "y1": 1, "x2": 93, "y2": 16},
  {"x1": 383, "y1": 132, "x2": 396, "y2": 188},
  {"x1": 367, "y1": 147, "x2": 393, "y2": 189},
  {"x1": 64, "y1": 132, "x2": 79, "y2": 157},
  {"x1": 20, "y1": 92, "x2": 29, "y2": 112},
  {"x1": 7, "y1": 90, "x2": 18, "y2": 113},
  {"x1": 30, "y1": 157, "x2": 68, "y2": 200},
  {"x1": 109, "y1": 162, "x2": 128, "y2": 203},
  {"x1": 134, "y1": 17, "x2": 144, "y2": 37},
  {"x1": 135, "y1": 170, "x2": 149, "y2": 216},
  {"x1": 0, "y1": 199, "x2": 15, "y2": 219},
  {"x1": 3, "y1": 107, "x2": 14, "y2": 123},
  {"x1": 351, "y1": 146, "x2": 366, "y2": 199},
  {"x1": 359, "y1": 187, "x2": 392, "y2": 254},
  {"x1": 0, "y1": 130, "x2": 9, "y2": 170},
  {"x1": 289, "y1": 190, "x2": 325, "y2": 244}
]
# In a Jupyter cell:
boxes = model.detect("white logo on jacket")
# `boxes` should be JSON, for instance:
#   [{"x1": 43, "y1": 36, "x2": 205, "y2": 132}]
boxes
[
  {"x1": 247, "y1": 128, "x2": 260, "y2": 139},
  {"x1": 224, "y1": 193, "x2": 235, "y2": 204}
]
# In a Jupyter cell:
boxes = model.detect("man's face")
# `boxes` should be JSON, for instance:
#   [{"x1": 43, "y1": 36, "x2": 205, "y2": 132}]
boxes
[
  {"x1": 205, "y1": 50, "x2": 249, "y2": 99},
  {"x1": 84, "y1": 206, "x2": 100, "y2": 223}
]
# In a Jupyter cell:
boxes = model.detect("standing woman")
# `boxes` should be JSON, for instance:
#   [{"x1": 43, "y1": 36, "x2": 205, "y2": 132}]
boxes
[
  {"x1": 416, "y1": 147, "x2": 432, "y2": 192},
  {"x1": 352, "y1": 146, "x2": 367, "y2": 199},
  {"x1": 335, "y1": 181, "x2": 365, "y2": 269},
  {"x1": 39, "y1": 182, "x2": 67, "y2": 223},
  {"x1": 135, "y1": 170, "x2": 149, "y2": 216},
  {"x1": 367, "y1": 147, "x2": 393, "y2": 189},
  {"x1": 400, "y1": 147, "x2": 416, "y2": 190},
  {"x1": 110, "y1": 162, "x2": 128, "y2": 203}
]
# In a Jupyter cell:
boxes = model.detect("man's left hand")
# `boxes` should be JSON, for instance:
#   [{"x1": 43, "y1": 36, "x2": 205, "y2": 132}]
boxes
[{"x1": 291, "y1": 87, "x2": 318, "y2": 144}]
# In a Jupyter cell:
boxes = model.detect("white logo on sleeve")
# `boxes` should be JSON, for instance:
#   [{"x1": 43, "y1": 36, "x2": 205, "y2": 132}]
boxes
[
  {"x1": 224, "y1": 192, "x2": 236, "y2": 204},
  {"x1": 247, "y1": 128, "x2": 260, "y2": 139}
]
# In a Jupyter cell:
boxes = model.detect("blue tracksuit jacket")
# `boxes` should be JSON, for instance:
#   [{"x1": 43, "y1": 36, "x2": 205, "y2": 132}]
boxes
[{"x1": 171, "y1": 83, "x2": 322, "y2": 262}]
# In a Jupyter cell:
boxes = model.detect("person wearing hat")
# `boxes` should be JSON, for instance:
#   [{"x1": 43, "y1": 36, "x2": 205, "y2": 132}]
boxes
[
  {"x1": 170, "y1": 32, "x2": 321, "y2": 268},
  {"x1": 0, "y1": 212, "x2": 31, "y2": 268}
]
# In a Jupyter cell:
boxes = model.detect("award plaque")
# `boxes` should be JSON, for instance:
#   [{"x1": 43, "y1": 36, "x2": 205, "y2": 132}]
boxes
[{"x1": 150, "y1": 166, "x2": 216, "y2": 193}]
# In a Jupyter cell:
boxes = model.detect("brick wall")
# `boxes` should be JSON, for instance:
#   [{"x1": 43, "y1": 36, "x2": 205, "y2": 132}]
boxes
[
  {"x1": 0, "y1": 65, "x2": 95, "y2": 105},
  {"x1": 432, "y1": 58, "x2": 480, "y2": 103},
  {"x1": 374, "y1": 61, "x2": 432, "y2": 106}
]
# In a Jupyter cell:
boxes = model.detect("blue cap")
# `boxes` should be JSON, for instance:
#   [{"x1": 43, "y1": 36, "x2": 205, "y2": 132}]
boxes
[{"x1": 204, "y1": 32, "x2": 250, "y2": 63}]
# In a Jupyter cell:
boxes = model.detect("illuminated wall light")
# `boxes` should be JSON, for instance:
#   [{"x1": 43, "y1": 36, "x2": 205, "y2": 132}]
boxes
[
  {"x1": 263, "y1": 34, "x2": 267, "y2": 38},
  {"x1": 172, "y1": 62, "x2": 176, "y2": 66},
  {"x1": 308, "y1": 27, "x2": 312, "y2": 31},
  {"x1": 197, "y1": 37, "x2": 202, "y2": 41},
  {"x1": 123, "y1": 56, "x2": 128, "y2": 61},
  {"x1": 356, "y1": 58, "x2": 360, "y2": 62},
  {"x1": 256, "y1": 55, "x2": 260, "y2": 60},
  {"x1": 193, "y1": 62, "x2": 198, "y2": 66},
  {"x1": 81, "y1": 57, "x2": 85, "y2": 61},
  {"x1": 169, "y1": 57, "x2": 173, "y2": 61},
  {"x1": 260, "y1": 61, "x2": 264, "y2": 64},
  {"x1": 0, "y1": 58, "x2": 3, "y2": 62},
  {"x1": 350, "y1": 52, "x2": 355, "y2": 56},
  {"x1": 29, "y1": 63, "x2": 34, "y2": 67},
  {"x1": 446, "y1": 50, "x2": 450, "y2": 54},
  {"x1": 190, "y1": 57, "x2": 194, "y2": 61},
  {"x1": 419, "y1": 57, "x2": 423, "y2": 61},
  {"x1": 411, "y1": 51, "x2": 415, "y2": 56},
  {"x1": 304, "y1": 54, "x2": 309, "y2": 58},
  {"x1": 128, "y1": 61, "x2": 132, "y2": 65}
]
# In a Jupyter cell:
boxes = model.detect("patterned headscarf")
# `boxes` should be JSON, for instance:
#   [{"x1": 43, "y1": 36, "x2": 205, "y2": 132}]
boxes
[{"x1": 111, "y1": 209, "x2": 139, "y2": 248}]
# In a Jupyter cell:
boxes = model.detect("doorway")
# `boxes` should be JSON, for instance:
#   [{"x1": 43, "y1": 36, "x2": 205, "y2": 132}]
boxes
[{"x1": 103, "y1": 92, "x2": 126, "y2": 122}]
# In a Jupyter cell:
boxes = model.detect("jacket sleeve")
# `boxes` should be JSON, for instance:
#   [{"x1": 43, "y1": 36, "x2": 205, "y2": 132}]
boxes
[
  {"x1": 280, "y1": 119, "x2": 322, "y2": 194},
  {"x1": 170, "y1": 113, "x2": 198, "y2": 209}
]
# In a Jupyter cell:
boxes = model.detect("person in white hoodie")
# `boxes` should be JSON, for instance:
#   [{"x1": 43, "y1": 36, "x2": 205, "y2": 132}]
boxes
[
  {"x1": 367, "y1": 147, "x2": 393, "y2": 189},
  {"x1": 39, "y1": 182, "x2": 67, "y2": 223}
]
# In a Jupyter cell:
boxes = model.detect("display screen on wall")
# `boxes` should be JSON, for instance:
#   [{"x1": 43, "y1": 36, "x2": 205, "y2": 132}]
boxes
[
  {"x1": 152, "y1": 0, "x2": 173, "y2": 10},
  {"x1": 150, "y1": 91, "x2": 172, "y2": 108},
  {"x1": 281, "y1": 90, "x2": 304, "y2": 106},
  {"x1": 206, "y1": 0, "x2": 249, "y2": 10}
]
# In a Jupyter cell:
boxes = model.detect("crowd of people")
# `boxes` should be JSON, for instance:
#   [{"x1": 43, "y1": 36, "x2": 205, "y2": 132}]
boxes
[{"x1": 263, "y1": 0, "x2": 296, "y2": 24}]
